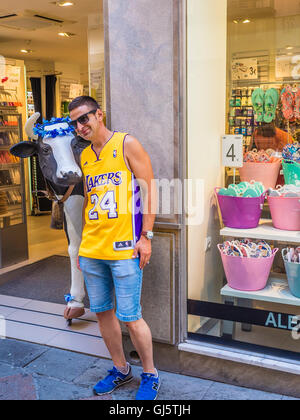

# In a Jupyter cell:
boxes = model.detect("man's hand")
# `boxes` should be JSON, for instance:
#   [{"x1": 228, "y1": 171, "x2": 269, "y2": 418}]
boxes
[{"x1": 132, "y1": 236, "x2": 152, "y2": 270}]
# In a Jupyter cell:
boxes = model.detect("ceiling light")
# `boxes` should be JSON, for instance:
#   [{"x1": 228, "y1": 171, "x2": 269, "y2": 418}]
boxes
[
  {"x1": 56, "y1": 1, "x2": 74, "y2": 6},
  {"x1": 233, "y1": 20, "x2": 239, "y2": 24},
  {"x1": 58, "y1": 32, "x2": 75, "y2": 37},
  {"x1": 286, "y1": 46, "x2": 294, "y2": 50},
  {"x1": 20, "y1": 49, "x2": 33, "y2": 54},
  {"x1": 243, "y1": 19, "x2": 251, "y2": 24}
]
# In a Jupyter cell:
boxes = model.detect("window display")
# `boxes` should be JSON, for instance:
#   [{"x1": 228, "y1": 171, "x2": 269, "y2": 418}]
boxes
[{"x1": 188, "y1": 0, "x2": 300, "y2": 356}]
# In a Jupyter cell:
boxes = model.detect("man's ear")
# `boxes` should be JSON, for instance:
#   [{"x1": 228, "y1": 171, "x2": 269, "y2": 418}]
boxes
[
  {"x1": 96, "y1": 108, "x2": 103, "y2": 121},
  {"x1": 10, "y1": 141, "x2": 38, "y2": 158}
]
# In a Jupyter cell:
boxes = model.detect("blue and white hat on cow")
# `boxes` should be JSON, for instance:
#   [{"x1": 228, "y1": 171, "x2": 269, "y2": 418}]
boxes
[{"x1": 34, "y1": 117, "x2": 75, "y2": 139}]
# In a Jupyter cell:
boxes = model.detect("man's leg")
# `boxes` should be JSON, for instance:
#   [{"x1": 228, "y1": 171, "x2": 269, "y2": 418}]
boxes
[
  {"x1": 125, "y1": 318, "x2": 156, "y2": 374},
  {"x1": 96, "y1": 309, "x2": 127, "y2": 369}
]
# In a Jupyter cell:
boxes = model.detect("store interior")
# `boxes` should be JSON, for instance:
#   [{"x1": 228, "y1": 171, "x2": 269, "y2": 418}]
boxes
[{"x1": 0, "y1": 0, "x2": 104, "y2": 272}]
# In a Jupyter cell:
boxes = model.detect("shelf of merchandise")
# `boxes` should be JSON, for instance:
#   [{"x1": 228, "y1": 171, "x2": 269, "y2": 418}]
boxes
[
  {"x1": 0, "y1": 110, "x2": 28, "y2": 267},
  {"x1": 221, "y1": 276, "x2": 300, "y2": 307},
  {"x1": 0, "y1": 163, "x2": 20, "y2": 170},
  {"x1": 220, "y1": 220, "x2": 300, "y2": 306},
  {"x1": 0, "y1": 127, "x2": 19, "y2": 131},
  {"x1": 220, "y1": 219, "x2": 300, "y2": 244},
  {"x1": 0, "y1": 146, "x2": 16, "y2": 151}
]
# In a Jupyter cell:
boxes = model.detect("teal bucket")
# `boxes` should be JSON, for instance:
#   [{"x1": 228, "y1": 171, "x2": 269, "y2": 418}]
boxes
[
  {"x1": 282, "y1": 160, "x2": 300, "y2": 185},
  {"x1": 282, "y1": 249, "x2": 300, "y2": 298}
]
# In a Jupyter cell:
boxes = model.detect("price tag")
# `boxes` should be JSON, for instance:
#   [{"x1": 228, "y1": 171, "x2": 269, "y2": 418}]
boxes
[
  {"x1": 231, "y1": 58, "x2": 258, "y2": 80},
  {"x1": 222, "y1": 135, "x2": 243, "y2": 167}
]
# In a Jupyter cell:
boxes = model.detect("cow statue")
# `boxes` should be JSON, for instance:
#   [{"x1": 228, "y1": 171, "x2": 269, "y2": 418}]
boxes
[{"x1": 10, "y1": 112, "x2": 90, "y2": 325}]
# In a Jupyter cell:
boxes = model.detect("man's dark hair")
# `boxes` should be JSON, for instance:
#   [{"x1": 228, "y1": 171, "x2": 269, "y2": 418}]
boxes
[{"x1": 68, "y1": 96, "x2": 100, "y2": 112}]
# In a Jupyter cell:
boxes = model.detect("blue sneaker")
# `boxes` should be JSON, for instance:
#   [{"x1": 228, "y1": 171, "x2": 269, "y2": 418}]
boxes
[
  {"x1": 135, "y1": 372, "x2": 160, "y2": 400},
  {"x1": 93, "y1": 365, "x2": 133, "y2": 395}
]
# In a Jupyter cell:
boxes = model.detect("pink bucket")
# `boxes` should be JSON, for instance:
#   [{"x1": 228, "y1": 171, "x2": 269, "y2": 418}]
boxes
[
  {"x1": 268, "y1": 196, "x2": 300, "y2": 231},
  {"x1": 215, "y1": 188, "x2": 265, "y2": 229},
  {"x1": 239, "y1": 161, "x2": 281, "y2": 190},
  {"x1": 218, "y1": 245, "x2": 278, "y2": 291}
]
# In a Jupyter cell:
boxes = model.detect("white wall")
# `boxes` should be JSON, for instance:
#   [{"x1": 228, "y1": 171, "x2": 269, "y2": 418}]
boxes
[{"x1": 187, "y1": 0, "x2": 227, "y2": 331}]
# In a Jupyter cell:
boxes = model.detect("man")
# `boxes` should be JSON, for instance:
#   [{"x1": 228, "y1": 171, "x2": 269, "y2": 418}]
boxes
[{"x1": 68, "y1": 96, "x2": 159, "y2": 400}]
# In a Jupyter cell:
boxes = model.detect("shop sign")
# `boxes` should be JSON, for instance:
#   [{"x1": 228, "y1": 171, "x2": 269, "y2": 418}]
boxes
[
  {"x1": 222, "y1": 135, "x2": 243, "y2": 167},
  {"x1": 231, "y1": 58, "x2": 258, "y2": 81},
  {"x1": 276, "y1": 55, "x2": 300, "y2": 80},
  {"x1": 188, "y1": 300, "x2": 300, "y2": 333},
  {"x1": 0, "y1": 65, "x2": 20, "y2": 90},
  {"x1": 69, "y1": 83, "x2": 84, "y2": 99}
]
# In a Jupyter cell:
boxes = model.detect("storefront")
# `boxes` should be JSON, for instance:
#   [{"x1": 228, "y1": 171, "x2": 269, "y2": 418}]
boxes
[
  {"x1": 182, "y1": 0, "x2": 300, "y2": 395},
  {"x1": 0, "y1": 0, "x2": 300, "y2": 397}
]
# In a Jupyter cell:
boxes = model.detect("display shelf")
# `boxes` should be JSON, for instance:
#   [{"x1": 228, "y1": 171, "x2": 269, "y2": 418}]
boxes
[
  {"x1": 0, "y1": 185, "x2": 21, "y2": 192},
  {"x1": 0, "y1": 127, "x2": 19, "y2": 131},
  {"x1": 221, "y1": 276, "x2": 300, "y2": 307},
  {"x1": 220, "y1": 219, "x2": 300, "y2": 244},
  {"x1": 0, "y1": 163, "x2": 20, "y2": 170},
  {"x1": 0, "y1": 146, "x2": 15, "y2": 150},
  {"x1": 0, "y1": 106, "x2": 18, "y2": 111}
]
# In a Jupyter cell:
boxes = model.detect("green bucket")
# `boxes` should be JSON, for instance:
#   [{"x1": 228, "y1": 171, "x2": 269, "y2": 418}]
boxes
[{"x1": 282, "y1": 160, "x2": 300, "y2": 185}]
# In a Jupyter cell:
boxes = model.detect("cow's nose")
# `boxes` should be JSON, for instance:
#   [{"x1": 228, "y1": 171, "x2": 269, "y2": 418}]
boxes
[{"x1": 61, "y1": 171, "x2": 79, "y2": 178}]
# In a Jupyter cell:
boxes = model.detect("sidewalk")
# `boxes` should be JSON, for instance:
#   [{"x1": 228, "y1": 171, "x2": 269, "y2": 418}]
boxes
[{"x1": 0, "y1": 338, "x2": 298, "y2": 400}]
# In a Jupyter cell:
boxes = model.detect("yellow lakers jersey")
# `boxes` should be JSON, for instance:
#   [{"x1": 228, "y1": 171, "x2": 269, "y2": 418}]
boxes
[{"x1": 79, "y1": 131, "x2": 143, "y2": 260}]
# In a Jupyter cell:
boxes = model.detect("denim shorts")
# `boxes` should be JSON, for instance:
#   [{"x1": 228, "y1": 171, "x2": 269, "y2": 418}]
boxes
[{"x1": 78, "y1": 256, "x2": 143, "y2": 322}]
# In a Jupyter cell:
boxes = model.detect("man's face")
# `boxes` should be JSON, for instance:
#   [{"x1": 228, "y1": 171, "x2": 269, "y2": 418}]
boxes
[{"x1": 69, "y1": 105, "x2": 102, "y2": 141}]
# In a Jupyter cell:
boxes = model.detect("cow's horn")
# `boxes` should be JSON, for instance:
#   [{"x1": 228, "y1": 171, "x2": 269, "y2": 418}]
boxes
[{"x1": 25, "y1": 112, "x2": 40, "y2": 141}]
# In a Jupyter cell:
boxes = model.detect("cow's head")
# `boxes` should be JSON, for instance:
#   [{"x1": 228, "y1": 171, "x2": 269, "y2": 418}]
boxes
[{"x1": 10, "y1": 112, "x2": 90, "y2": 187}]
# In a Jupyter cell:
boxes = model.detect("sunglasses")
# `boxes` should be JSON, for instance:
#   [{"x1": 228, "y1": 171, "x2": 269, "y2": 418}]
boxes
[{"x1": 69, "y1": 109, "x2": 98, "y2": 128}]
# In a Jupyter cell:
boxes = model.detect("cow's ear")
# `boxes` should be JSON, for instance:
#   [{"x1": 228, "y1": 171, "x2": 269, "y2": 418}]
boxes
[{"x1": 10, "y1": 141, "x2": 38, "y2": 158}]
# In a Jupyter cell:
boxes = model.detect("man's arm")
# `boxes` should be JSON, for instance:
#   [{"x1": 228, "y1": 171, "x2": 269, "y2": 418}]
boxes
[{"x1": 124, "y1": 135, "x2": 157, "y2": 269}]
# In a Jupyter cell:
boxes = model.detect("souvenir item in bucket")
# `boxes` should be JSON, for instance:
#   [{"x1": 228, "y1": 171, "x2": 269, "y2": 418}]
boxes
[
  {"x1": 267, "y1": 186, "x2": 300, "y2": 231},
  {"x1": 282, "y1": 248, "x2": 300, "y2": 298},
  {"x1": 239, "y1": 149, "x2": 282, "y2": 190},
  {"x1": 215, "y1": 182, "x2": 265, "y2": 229},
  {"x1": 282, "y1": 143, "x2": 300, "y2": 184},
  {"x1": 282, "y1": 160, "x2": 300, "y2": 185},
  {"x1": 218, "y1": 239, "x2": 278, "y2": 291},
  {"x1": 268, "y1": 184, "x2": 300, "y2": 197},
  {"x1": 282, "y1": 143, "x2": 300, "y2": 163}
]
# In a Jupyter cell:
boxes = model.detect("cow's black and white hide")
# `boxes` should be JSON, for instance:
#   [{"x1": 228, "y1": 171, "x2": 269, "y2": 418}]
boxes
[{"x1": 10, "y1": 112, "x2": 90, "y2": 322}]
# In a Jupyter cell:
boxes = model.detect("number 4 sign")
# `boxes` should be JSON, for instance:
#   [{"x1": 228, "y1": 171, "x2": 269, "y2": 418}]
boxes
[{"x1": 222, "y1": 135, "x2": 243, "y2": 167}]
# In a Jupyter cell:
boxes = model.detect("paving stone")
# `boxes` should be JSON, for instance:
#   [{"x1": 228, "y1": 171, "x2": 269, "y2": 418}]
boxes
[
  {"x1": 111, "y1": 376, "x2": 141, "y2": 401},
  {"x1": 25, "y1": 348, "x2": 98, "y2": 382},
  {"x1": 34, "y1": 376, "x2": 92, "y2": 400},
  {"x1": 80, "y1": 394, "x2": 113, "y2": 400},
  {"x1": 282, "y1": 395, "x2": 299, "y2": 400},
  {"x1": 0, "y1": 339, "x2": 48, "y2": 367},
  {"x1": 201, "y1": 381, "x2": 283, "y2": 400},
  {"x1": 0, "y1": 374, "x2": 37, "y2": 400},
  {"x1": 73, "y1": 357, "x2": 113, "y2": 386},
  {"x1": 153, "y1": 370, "x2": 213, "y2": 401},
  {"x1": 0, "y1": 362, "x2": 23, "y2": 378}
]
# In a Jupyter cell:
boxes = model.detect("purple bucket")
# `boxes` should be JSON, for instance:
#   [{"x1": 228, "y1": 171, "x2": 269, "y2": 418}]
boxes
[{"x1": 215, "y1": 188, "x2": 265, "y2": 229}]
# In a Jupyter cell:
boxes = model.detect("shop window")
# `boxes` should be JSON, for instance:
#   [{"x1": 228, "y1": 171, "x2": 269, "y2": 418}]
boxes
[{"x1": 187, "y1": 0, "x2": 300, "y2": 357}]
